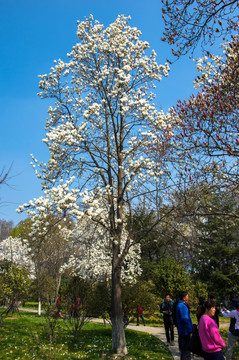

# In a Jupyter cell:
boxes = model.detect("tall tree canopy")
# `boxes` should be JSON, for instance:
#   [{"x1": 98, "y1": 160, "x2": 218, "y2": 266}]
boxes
[{"x1": 19, "y1": 15, "x2": 173, "y2": 355}]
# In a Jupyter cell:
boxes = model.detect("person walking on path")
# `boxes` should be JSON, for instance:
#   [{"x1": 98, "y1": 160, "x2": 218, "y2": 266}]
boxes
[
  {"x1": 136, "y1": 305, "x2": 146, "y2": 326},
  {"x1": 161, "y1": 294, "x2": 175, "y2": 346},
  {"x1": 199, "y1": 299, "x2": 225, "y2": 360},
  {"x1": 176, "y1": 291, "x2": 193, "y2": 360},
  {"x1": 221, "y1": 298, "x2": 239, "y2": 360}
]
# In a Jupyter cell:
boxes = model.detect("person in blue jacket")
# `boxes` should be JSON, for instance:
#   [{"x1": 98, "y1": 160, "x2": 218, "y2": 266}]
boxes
[{"x1": 176, "y1": 291, "x2": 193, "y2": 360}]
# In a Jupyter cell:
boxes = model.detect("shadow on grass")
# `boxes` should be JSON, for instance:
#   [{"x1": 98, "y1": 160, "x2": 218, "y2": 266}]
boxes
[{"x1": 64, "y1": 325, "x2": 172, "y2": 359}]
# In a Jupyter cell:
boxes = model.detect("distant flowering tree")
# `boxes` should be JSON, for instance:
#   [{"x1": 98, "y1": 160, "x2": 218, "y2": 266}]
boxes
[
  {"x1": 17, "y1": 200, "x2": 76, "y2": 314},
  {"x1": 18, "y1": 184, "x2": 142, "y2": 284},
  {"x1": 0, "y1": 260, "x2": 32, "y2": 316},
  {"x1": 19, "y1": 15, "x2": 173, "y2": 354},
  {"x1": 0, "y1": 236, "x2": 34, "y2": 277},
  {"x1": 0, "y1": 237, "x2": 33, "y2": 316}
]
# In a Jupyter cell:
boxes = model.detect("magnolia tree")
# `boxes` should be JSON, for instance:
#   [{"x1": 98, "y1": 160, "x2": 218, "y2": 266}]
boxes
[
  {"x1": 18, "y1": 191, "x2": 76, "y2": 315},
  {"x1": 159, "y1": 0, "x2": 239, "y2": 218},
  {"x1": 19, "y1": 183, "x2": 142, "y2": 283},
  {"x1": 0, "y1": 236, "x2": 34, "y2": 316},
  {"x1": 0, "y1": 236, "x2": 34, "y2": 277},
  {"x1": 167, "y1": 36, "x2": 239, "y2": 201},
  {"x1": 19, "y1": 15, "x2": 173, "y2": 354}
]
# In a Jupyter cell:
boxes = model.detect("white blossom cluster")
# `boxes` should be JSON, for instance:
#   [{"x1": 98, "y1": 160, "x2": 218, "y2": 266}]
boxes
[
  {"x1": 61, "y1": 217, "x2": 142, "y2": 283},
  {"x1": 17, "y1": 177, "x2": 82, "y2": 238},
  {"x1": 193, "y1": 54, "x2": 223, "y2": 89},
  {"x1": 18, "y1": 185, "x2": 142, "y2": 282},
  {"x1": 0, "y1": 236, "x2": 35, "y2": 278},
  {"x1": 193, "y1": 36, "x2": 238, "y2": 90},
  {"x1": 35, "y1": 15, "x2": 171, "y2": 194}
]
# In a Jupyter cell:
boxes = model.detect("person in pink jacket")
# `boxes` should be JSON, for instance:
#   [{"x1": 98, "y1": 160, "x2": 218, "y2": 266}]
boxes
[{"x1": 199, "y1": 300, "x2": 225, "y2": 360}]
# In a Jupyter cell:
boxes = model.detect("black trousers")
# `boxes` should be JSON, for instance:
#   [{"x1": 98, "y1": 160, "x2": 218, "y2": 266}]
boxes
[
  {"x1": 137, "y1": 315, "x2": 145, "y2": 325},
  {"x1": 164, "y1": 320, "x2": 174, "y2": 343},
  {"x1": 178, "y1": 334, "x2": 191, "y2": 360},
  {"x1": 202, "y1": 351, "x2": 225, "y2": 360}
]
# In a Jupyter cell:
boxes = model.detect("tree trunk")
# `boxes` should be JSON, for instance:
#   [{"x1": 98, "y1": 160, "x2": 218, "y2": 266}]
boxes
[
  {"x1": 55, "y1": 273, "x2": 62, "y2": 300},
  {"x1": 38, "y1": 298, "x2": 41, "y2": 316},
  {"x1": 111, "y1": 255, "x2": 127, "y2": 355}
]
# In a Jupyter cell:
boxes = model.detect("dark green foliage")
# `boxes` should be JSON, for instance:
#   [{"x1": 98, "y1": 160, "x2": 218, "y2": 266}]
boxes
[
  {"x1": 90, "y1": 280, "x2": 111, "y2": 318},
  {"x1": 192, "y1": 192, "x2": 239, "y2": 299},
  {"x1": 128, "y1": 208, "x2": 164, "y2": 262},
  {"x1": 10, "y1": 218, "x2": 33, "y2": 239},
  {"x1": 61, "y1": 277, "x2": 111, "y2": 317},
  {"x1": 121, "y1": 280, "x2": 158, "y2": 321},
  {"x1": 60, "y1": 277, "x2": 112, "y2": 338},
  {"x1": 0, "y1": 260, "x2": 31, "y2": 316},
  {"x1": 60, "y1": 277, "x2": 95, "y2": 338},
  {"x1": 152, "y1": 257, "x2": 192, "y2": 299}
]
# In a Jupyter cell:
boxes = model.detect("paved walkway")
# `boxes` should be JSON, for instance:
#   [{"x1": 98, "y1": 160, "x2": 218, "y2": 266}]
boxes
[
  {"x1": 126, "y1": 323, "x2": 181, "y2": 360},
  {"x1": 128, "y1": 324, "x2": 206, "y2": 360}
]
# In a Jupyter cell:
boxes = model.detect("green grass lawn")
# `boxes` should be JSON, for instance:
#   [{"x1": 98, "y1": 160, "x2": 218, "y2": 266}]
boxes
[
  {"x1": 0, "y1": 311, "x2": 173, "y2": 360},
  {"x1": 21, "y1": 301, "x2": 39, "y2": 309}
]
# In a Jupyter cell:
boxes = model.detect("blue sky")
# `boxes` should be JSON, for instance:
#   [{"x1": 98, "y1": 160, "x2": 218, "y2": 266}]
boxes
[{"x1": 0, "y1": 0, "x2": 199, "y2": 226}]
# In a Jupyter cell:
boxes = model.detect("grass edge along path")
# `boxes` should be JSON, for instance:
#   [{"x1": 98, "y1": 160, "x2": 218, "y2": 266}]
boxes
[{"x1": 0, "y1": 311, "x2": 173, "y2": 360}]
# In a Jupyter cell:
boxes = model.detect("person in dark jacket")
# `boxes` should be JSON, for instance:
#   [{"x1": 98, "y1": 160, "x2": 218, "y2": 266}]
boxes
[
  {"x1": 176, "y1": 291, "x2": 193, "y2": 360},
  {"x1": 196, "y1": 296, "x2": 205, "y2": 323},
  {"x1": 160, "y1": 294, "x2": 175, "y2": 346}
]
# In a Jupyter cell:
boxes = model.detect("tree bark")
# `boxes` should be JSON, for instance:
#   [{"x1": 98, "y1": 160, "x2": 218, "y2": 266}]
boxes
[
  {"x1": 55, "y1": 273, "x2": 62, "y2": 300},
  {"x1": 38, "y1": 298, "x2": 41, "y2": 316},
  {"x1": 111, "y1": 251, "x2": 127, "y2": 355}
]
